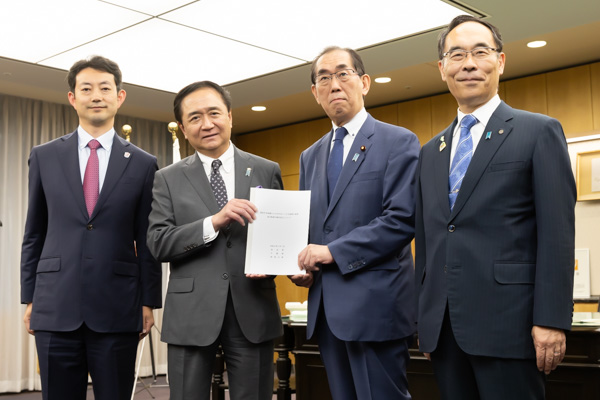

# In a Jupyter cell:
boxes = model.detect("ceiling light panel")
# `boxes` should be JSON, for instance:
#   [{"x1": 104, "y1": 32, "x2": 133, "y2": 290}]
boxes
[
  {"x1": 0, "y1": 0, "x2": 147, "y2": 62},
  {"x1": 40, "y1": 18, "x2": 303, "y2": 92},
  {"x1": 161, "y1": 0, "x2": 465, "y2": 61},
  {"x1": 99, "y1": 0, "x2": 199, "y2": 16}
]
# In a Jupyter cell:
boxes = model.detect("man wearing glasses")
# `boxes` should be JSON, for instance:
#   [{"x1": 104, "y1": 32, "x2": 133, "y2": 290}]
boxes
[
  {"x1": 290, "y1": 46, "x2": 420, "y2": 400},
  {"x1": 415, "y1": 15, "x2": 575, "y2": 399}
]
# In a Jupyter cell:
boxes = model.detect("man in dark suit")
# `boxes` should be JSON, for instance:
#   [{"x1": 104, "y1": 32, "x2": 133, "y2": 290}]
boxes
[
  {"x1": 20, "y1": 56, "x2": 162, "y2": 400},
  {"x1": 290, "y1": 47, "x2": 420, "y2": 400},
  {"x1": 415, "y1": 15, "x2": 576, "y2": 399},
  {"x1": 146, "y1": 81, "x2": 283, "y2": 400}
]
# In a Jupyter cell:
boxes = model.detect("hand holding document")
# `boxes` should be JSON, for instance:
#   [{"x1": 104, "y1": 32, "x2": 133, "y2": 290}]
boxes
[{"x1": 245, "y1": 188, "x2": 310, "y2": 276}]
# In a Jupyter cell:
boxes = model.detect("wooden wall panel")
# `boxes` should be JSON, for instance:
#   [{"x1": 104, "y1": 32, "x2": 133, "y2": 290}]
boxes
[
  {"x1": 430, "y1": 92, "x2": 457, "y2": 135},
  {"x1": 547, "y1": 65, "x2": 594, "y2": 137},
  {"x1": 591, "y1": 62, "x2": 600, "y2": 131},
  {"x1": 398, "y1": 97, "x2": 433, "y2": 145},
  {"x1": 504, "y1": 74, "x2": 548, "y2": 115},
  {"x1": 498, "y1": 81, "x2": 506, "y2": 101},
  {"x1": 369, "y1": 103, "x2": 398, "y2": 125},
  {"x1": 282, "y1": 174, "x2": 299, "y2": 191}
]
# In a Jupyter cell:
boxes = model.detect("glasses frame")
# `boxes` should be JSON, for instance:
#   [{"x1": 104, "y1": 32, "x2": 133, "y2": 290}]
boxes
[
  {"x1": 315, "y1": 69, "x2": 359, "y2": 86},
  {"x1": 442, "y1": 46, "x2": 500, "y2": 63}
]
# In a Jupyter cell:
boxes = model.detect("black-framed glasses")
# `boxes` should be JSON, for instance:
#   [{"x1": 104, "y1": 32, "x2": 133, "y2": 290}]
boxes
[
  {"x1": 315, "y1": 69, "x2": 358, "y2": 86},
  {"x1": 443, "y1": 47, "x2": 499, "y2": 63}
]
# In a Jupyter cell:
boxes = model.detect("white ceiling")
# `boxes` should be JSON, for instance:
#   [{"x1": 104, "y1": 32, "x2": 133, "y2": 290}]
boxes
[
  {"x1": 1, "y1": 0, "x2": 600, "y2": 135},
  {"x1": 0, "y1": 0, "x2": 464, "y2": 92}
]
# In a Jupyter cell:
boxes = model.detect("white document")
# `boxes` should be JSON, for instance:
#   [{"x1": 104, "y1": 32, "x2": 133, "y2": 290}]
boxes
[{"x1": 245, "y1": 188, "x2": 310, "y2": 275}]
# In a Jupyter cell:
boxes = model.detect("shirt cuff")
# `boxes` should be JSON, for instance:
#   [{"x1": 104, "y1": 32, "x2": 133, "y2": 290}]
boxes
[{"x1": 203, "y1": 216, "x2": 219, "y2": 243}]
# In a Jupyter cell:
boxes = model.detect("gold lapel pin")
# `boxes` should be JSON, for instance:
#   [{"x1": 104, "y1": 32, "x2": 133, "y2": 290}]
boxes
[
  {"x1": 499, "y1": 129, "x2": 504, "y2": 135},
  {"x1": 360, "y1": 145, "x2": 366, "y2": 151}
]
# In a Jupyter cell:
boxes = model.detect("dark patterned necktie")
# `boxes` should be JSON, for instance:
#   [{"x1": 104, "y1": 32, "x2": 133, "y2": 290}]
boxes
[
  {"x1": 327, "y1": 127, "x2": 348, "y2": 200},
  {"x1": 210, "y1": 159, "x2": 228, "y2": 209},
  {"x1": 449, "y1": 114, "x2": 478, "y2": 210},
  {"x1": 83, "y1": 139, "x2": 101, "y2": 217}
]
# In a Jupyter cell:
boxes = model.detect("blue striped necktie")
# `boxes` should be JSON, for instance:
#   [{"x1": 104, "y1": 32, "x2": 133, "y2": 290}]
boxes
[{"x1": 449, "y1": 114, "x2": 478, "y2": 210}]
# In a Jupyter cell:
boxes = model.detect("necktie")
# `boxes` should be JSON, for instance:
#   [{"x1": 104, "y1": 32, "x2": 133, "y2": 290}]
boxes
[
  {"x1": 210, "y1": 159, "x2": 228, "y2": 209},
  {"x1": 327, "y1": 127, "x2": 348, "y2": 200},
  {"x1": 449, "y1": 114, "x2": 478, "y2": 210},
  {"x1": 83, "y1": 139, "x2": 101, "y2": 217}
]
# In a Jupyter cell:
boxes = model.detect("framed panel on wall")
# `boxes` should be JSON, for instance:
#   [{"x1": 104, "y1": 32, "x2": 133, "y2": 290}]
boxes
[{"x1": 576, "y1": 149, "x2": 600, "y2": 201}]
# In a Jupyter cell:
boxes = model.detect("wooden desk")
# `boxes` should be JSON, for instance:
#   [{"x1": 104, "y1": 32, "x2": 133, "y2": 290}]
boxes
[{"x1": 290, "y1": 321, "x2": 600, "y2": 400}]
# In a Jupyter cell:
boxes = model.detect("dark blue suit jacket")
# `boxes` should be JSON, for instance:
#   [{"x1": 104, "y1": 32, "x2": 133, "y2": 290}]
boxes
[
  {"x1": 415, "y1": 102, "x2": 575, "y2": 359},
  {"x1": 21, "y1": 131, "x2": 162, "y2": 333},
  {"x1": 300, "y1": 114, "x2": 420, "y2": 341}
]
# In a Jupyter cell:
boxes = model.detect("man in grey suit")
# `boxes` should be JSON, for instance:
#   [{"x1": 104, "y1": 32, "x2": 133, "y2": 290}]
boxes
[
  {"x1": 415, "y1": 15, "x2": 576, "y2": 399},
  {"x1": 147, "y1": 81, "x2": 283, "y2": 400}
]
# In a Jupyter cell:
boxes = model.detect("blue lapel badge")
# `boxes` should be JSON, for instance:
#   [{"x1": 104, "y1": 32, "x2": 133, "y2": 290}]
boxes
[
  {"x1": 245, "y1": 168, "x2": 252, "y2": 177},
  {"x1": 485, "y1": 131, "x2": 492, "y2": 140},
  {"x1": 352, "y1": 153, "x2": 359, "y2": 162}
]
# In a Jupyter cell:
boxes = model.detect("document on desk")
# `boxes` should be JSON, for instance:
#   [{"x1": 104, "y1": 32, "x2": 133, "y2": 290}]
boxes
[{"x1": 245, "y1": 188, "x2": 310, "y2": 276}]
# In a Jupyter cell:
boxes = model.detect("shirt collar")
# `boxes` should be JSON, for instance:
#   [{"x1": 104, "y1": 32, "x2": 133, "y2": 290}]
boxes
[
  {"x1": 77, "y1": 126, "x2": 115, "y2": 150},
  {"x1": 332, "y1": 107, "x2": 368, "y2": 138},
  {"x1": 454, "y1": 95, "x2": 501, "y2": 137},
  {"x1": 197, "y1": 141, "x2": 235, "y2": 173}
]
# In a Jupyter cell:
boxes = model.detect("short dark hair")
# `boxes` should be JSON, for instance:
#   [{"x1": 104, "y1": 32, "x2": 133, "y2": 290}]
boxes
[
  {"x1": 310, "y1": 46, "x2": 366, "y2": 85},
  {"x1": 437, "y1": 15, "x2": 503, "y2": 60},
  {"x1": 173, "y1": 81, "x2": 233, "y2": 124},
  {"x1": 67, "y1": 55, "x2": 123, "y2": 92}
]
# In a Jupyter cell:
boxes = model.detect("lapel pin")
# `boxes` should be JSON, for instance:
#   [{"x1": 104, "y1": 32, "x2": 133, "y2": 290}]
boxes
[
  {"x1": 245, "y1": 168, "x2": 252, "y2": 177},
  {"x1": 499, "y1": 129, "x2": 504, "y2": 135},
  {"x1": 439, "y1": 137, "x2": 446, "y2": 152},
  {"x1": 352, "y1": 153, "x2": 360, "y2": 162},
  {"x1": 485, "y1": 131, "x2": 492, "y2": 140},
  {"x1": 360, "y1": 145, "x2": 366, "y2": 152},
  {"x1": 124, "y1": 152, "x2": 131, "y2": 158}
]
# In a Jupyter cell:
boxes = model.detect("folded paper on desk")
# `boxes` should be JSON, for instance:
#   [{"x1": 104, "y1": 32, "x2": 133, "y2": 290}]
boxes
[{"x1": 285, "y1": 301, "x2": 308, "y2": 322}]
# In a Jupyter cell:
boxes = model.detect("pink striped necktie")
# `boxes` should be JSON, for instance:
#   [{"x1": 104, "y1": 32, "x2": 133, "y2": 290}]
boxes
[{"x1": 83, "y1": 139, "x2": 101, "y2": 217}]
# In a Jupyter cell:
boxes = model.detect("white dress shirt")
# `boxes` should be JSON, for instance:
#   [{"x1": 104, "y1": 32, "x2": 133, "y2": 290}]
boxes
[
  {"x1": 330, "y1": 107, "x2": 368, "y2": 165},
  {"x1": 77, "y1": 126, "x2": 115, "y2": 192}
]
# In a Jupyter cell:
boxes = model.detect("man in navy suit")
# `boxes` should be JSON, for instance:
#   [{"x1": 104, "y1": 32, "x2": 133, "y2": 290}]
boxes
[
  {"x1": 21, "y1": 56, "x2": 162, "y2": 400},
  {"x1": 415, "y1": 16, "x2": 576, "y2": 399},
  {"x1": 291, "y1": 46, "x2": 420, "y2": 400}
]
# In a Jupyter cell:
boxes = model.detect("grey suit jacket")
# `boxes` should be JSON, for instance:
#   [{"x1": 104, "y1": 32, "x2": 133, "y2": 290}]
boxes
[{"x1": 147, "y1": 145, "x2": 283, "y2": 346}]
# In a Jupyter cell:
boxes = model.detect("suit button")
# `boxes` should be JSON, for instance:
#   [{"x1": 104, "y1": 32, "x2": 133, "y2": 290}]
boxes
[
  {"x1": 222, "y1": 273, "x2": 229, "y2": 280},
  {"x1": 444, "y1": 265, "x2": 447, "y2": 273},
  {"x1": 448, "y1": 225, "x2": 455, "y2": 232},
  {"x1": 226, "y1": 241, "x2": 232, "y2": 248},
  {"x1": 86, "y1": 224, "x2": 93, "y2": 230}
]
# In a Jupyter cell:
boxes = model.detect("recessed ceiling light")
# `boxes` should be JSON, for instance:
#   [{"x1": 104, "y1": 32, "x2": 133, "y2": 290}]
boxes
[
  {"x1": 375, "y1": 77, "x2": 392, "y2": 83},
  {"x1": 252, "y1": 106, "x2": 266, "y2": 112},
  {"x1": 527, "y1": 40, "x2": 547, "y2": 48}
]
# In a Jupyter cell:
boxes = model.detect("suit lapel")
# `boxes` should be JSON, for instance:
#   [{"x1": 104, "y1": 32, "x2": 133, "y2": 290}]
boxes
[
  {"x1": 450, "y1": 102, "x2": 514, "y2": 219},
  {"x1": 433, "y1": 122, "x2": 456, "y2": 219},
  {"x1": 326, "y1": 115, "x2": 374, "y2": 220},
  {"x1": 313, "y1": 134, "x2": 331, "y2": 217},
  {"x1": 182, "y1": 153, "x2": 220, "y2": 215},
  {"x1": 91, "y1": 135, "x2": 131, "y2": 220},
  {"x1": 57, "y1": 131, "x2": 89, "y2": 220},
  {"x1": 233, "y1": 146, "x2": 253, "y2": 200}
]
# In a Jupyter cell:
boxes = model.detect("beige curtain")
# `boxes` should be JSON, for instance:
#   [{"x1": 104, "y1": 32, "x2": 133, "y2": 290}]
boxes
[{"x1": 0, "y1": 93, "x2": 172, "y2": 392}]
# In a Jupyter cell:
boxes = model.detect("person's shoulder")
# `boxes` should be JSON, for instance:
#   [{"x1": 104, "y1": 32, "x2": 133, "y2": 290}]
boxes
[
  {"x1": 32, "y1": 132, "x2": 76, "y2": 153},
  {"x1": 500, "y1": 103, "x2": 559, "y2": 126},
  {"x1": 120, "y1": 139, "x2": 157, "y2": 163},
  {"x1": 237, "y1": 147, "x2": 279, "y2": 168}
]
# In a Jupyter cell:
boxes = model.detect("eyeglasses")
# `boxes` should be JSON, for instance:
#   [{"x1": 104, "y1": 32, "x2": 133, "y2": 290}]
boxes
[
  {"x1": 315, "y1": 69, "x2": 358, "y2": 86},
  {"x1": 443, "y1": 47, "x2": 499, "y2": 63}
]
